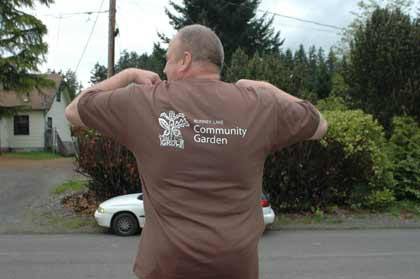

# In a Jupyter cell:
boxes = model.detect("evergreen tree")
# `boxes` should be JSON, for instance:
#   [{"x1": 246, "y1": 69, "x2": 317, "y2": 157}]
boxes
[
  {"x1": 283, "y1": 49, "x2": 294, "y2": 70},
  {"x1": 315, "y1": 48, "x2": 331, "y2": 99},
  {"x1": 288, "y1": 45, "x2": 310, "y2": 98},
  {"x1": 225, "y1": 48, "x2": 291, "y2": 93},
  {"x1": 307, "y1": 46, "x2": 318, "y2": 94},
  {"x1": 89, "y1": 63, "x2": 107, "y2": 85},
  {"x1": 293, "y1": 45, "x2": 308, "y2": 65},
  {"x1": 60, "y1": 70, "x2": 82, "y2": 101},
  {"x1": 330, "y1": 72, "x2": 350, "y2": 99},
  {"x1": 116, "y1": 51, "x2": 149, "y2": 72},
  {"x1": 339, "y1": 0, "x2": 414, "y2": 54},
  {"x1": 164, "y1": 0, "x2": 283, "y2": 64},
  {"x1": 347, "y1": 7, "x2": 420, "y2": 130},
  {"x1": 327, "y1": 48, "x2": 338, "y2": 74},
  {"x1": 308, "y1": 46, "x2": 317, "y2": 68},
  {"x1": 224, "y1": 48, "x2": 250, "y2": 82},
  {"x1": 0, "y1": 0, "x2": 54, "y2": 93},
  {"x1": 147, "y1": 43, "x2": 166, "y2": 78},
  {"x1": 90, "y1": 44, "x2": 167, "y2": 85}
]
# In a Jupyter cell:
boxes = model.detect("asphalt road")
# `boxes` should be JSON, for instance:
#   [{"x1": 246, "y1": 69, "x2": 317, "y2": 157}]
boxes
[{"x1": 1, "y1": 229, "x2": 420, "y2": 279}]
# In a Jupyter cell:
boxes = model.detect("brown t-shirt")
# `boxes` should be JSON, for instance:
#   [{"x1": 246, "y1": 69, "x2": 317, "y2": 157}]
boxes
[{"x1": 78, "y1": 79, "x2": 320, "y2": 279}]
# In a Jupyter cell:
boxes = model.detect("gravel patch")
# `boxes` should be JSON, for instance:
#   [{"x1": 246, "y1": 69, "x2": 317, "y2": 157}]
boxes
[{"x1": 0, "y1": 157, "x2": 101, "y2": 234}]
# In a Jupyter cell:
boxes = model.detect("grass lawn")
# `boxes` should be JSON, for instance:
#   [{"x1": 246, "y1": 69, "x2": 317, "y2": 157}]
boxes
[
  {"x1": 44, "y1": 213, "x2": 98, "y2": 230},
  {"x1": 22, "y1": 209, "x2": 101, "y2": 233},
  {"x1": 51, "y1": 180, "x2": 88, "y2": 195},
  {"x1": 1, "y1": 151, "x2": 62, "y2": 160},
  {"x1": 387, "y1": 200, "x2": 420, "y2": 217}
]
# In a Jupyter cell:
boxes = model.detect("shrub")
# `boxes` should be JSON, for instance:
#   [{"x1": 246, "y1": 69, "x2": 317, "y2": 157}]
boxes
[
  {"x1": 323, "y1": 110, "x2": 395, "y2": 193},
  {"x1": 263, "y1": 109, "x2": 395, "y2": 212},
  {"x1": 74, "y1": 128, "x2": 141, "y2": 199},
  {"x1": 263, "y1": 140, "x2": 371, "y2": 212},
  {"x1": 364, "y1": 189, "x2": 396, "y2": 210},
  {"x1": 388, "y1": 116, "x2": 420, "y2": 201},
  {"x1": 316, "y1": 96, "x2": 348, "y2": 112}
]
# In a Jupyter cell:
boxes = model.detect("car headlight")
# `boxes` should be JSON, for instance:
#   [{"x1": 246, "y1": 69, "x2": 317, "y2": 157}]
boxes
[{"x1": 97, "y1": 206, "x2": 105, "y2": 213}]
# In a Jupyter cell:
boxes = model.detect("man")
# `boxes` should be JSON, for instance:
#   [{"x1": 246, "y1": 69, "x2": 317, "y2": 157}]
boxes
[{"x1": 65, "y1": 24, "x2": 327, "y2": 279}]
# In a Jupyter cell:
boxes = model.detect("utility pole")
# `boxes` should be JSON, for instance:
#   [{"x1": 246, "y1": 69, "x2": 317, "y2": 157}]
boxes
[{"x1": 107, "y1": 0, "x2": 116, "y2": 78}]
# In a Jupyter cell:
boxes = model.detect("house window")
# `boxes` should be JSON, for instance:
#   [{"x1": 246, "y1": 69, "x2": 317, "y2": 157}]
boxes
[
  {"x1": 47, "y1": 117, "x2": 52, "y2": 130},
  {"x1": 14, "y1": 115, "x2": 29, "y2": 135}
]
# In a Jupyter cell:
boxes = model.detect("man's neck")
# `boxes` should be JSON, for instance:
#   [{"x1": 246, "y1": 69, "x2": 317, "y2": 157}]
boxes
[
  {"x1": 187, "y1": 73, "x2": 220, "y2": 80},
  {"x1": 181, "y1": 66, "x2": 220, "y2": 80}
]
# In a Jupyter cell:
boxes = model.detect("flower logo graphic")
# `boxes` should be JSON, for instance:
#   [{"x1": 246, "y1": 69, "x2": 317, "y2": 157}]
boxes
[{"x1": 158, "y1": 110, "x2": 190, "y2": 149}]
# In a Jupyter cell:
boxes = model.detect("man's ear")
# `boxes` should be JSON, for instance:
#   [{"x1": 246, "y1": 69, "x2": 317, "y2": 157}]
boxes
[{"x1": 180, "y1": 51, "x2": 192, "y2": 71}]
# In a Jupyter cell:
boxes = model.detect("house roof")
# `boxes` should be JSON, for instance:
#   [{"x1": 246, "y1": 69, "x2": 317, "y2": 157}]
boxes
[{"x1": 0, "y1": 74, "x2": 63, "y2": 110}]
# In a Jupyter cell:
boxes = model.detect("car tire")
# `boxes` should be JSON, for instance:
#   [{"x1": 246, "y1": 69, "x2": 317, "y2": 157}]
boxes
[{"x1": 111, "y1": 212, "x2": 140, "y2": 236}]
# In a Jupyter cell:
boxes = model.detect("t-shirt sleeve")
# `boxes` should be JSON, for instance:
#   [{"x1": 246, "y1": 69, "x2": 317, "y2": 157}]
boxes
[
  {"x1": 271, "y1": 91, "x2": 320, "y2": 150},
  {"x1": 77, "y1": 84, "x2": 135, "y2": 149}
]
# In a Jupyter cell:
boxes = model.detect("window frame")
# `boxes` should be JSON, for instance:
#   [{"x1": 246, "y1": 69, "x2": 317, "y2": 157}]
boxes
[
  {"x1": 14, "y1": 115, "x2": 30, "y2": 135},
  {"x1": 56, "y1": 91, "x2": 61, "y2": 102}
]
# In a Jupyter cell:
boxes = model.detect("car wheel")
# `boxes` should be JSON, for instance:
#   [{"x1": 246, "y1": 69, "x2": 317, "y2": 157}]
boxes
[{"x1": 111, "y1": 212, "x2": 139, "y2": 236}]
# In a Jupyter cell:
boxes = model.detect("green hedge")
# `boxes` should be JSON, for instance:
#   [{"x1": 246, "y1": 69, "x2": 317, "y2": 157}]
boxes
[
  {"x1": 323, "y1": 110, "x2": 394, "y2": 192},
  {"x1": 263, "y1": 109, "x2": 395, "y2": 212},
  {"x1": 388, "y1": 116, "x2": 420, "y2": 201}
]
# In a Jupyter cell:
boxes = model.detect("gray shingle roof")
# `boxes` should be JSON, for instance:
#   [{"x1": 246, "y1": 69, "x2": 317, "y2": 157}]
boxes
[{"x1": 0, "y1": 74, "x2": 63, "y2": 110}]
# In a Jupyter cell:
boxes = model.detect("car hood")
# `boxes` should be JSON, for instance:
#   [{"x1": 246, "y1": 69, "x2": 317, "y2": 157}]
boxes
[{"x1": 100, "y1": 193, "x2": 142, "y2": 207}]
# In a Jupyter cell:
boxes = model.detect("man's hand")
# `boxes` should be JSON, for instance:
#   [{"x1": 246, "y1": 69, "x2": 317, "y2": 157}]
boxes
[
  {"x1": 65, "y1": 68, "x2": 161, "y2": 128},
  {"x1": 236, "y1": 79, "x2": 269, "y2": 88},
  {"x1": 236, "y1": 79, "x2": 302, "y2": 102},
  {"x1": 130, "y1": 69, "x2": 161, "y2": 85}
]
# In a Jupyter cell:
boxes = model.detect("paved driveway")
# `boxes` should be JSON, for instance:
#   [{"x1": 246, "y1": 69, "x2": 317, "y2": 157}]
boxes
[{"x1": 0, "y1": 157, "x2": 81, "y2": 232}]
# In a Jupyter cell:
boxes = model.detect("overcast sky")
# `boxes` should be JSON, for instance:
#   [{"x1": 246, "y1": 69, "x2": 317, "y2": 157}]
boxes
[{"x1": 30, "y1": 0, "x2": 362, "y2": 88}]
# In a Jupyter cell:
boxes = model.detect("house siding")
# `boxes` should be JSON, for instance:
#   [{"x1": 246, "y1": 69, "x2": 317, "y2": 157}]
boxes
[
  {"x1": 46, "y1": 94, "x2": 72, "y2": 142},
  {"x1": 0, "y1": 117, "x2": 10, "y2": 151},
  {"x1": 7, "y1": 111, "x2": 46, "y2": 149},
  {"x1": 0, "y1": 86, "x2": 75, "y2": 154}
]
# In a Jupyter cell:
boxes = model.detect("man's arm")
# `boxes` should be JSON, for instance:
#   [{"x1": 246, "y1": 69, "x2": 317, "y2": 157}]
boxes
[
  {"x1": 65, "y1": 68, "x2": 161, "y2": 128},
  {"x1": 236, "y1": 79, "x2": 328, "y2": 140},
  {"x1": 309, "y1": 113, "x2": 328, "y2": 140}
]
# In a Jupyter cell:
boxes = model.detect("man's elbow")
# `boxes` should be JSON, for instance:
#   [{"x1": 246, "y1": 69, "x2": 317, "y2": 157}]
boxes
[
  {"x1": 65, "y1": 103, "x2": 85, "y2": 128},
  {"x1": 64, "y1": 104, "x2": 73, "y2": 122},
  {"x1": 309, "y1": 117, "x2": 328, "y2": 140}
]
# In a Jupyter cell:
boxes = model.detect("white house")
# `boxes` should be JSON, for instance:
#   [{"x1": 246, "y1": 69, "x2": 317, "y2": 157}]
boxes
[{"x1": 0, "y1": 74, "x2": 75, "y2": 156}]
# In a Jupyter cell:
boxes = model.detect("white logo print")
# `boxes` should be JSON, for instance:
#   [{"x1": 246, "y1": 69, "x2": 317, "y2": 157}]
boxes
[{"x1": 159, "y1": 111, "x2": 190, "y2": 149}]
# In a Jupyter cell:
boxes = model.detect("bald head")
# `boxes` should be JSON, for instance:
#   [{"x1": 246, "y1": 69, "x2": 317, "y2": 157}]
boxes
[{"x1": 174, "y1": 24, "x2": 224, "y2": 72}]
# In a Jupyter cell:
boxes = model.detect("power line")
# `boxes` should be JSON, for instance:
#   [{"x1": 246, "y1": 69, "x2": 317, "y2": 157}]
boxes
[
  {"x1": 258, "y1": 9, "x2": 345, "y2": 30},
  {"x1": 41, "y1": 10, "x2": 109, "y2": 19},
  {"x1": 74, "y1": 0, "x2": 106, "y2": 74},
  {"x1": 279, "y1": 22, "x2": 342, "y2": 34},
  {"x1": 223, "y1": 0, "x2": 345, "y2": 31}
]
